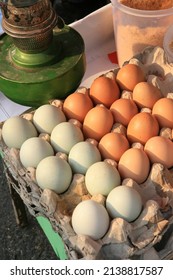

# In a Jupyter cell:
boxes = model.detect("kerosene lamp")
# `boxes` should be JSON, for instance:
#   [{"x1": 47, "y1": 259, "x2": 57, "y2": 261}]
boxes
[{"x1": 0, "y1": 0, "x2": 85, "y2": 107}]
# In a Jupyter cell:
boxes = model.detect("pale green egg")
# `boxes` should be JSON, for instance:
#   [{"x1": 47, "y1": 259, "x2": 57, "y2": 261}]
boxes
[
  {"x1": 85, "y1": 161, "x2": 121, "y2": 196},
  {"x1": 36, "y1": 156, "x2": 72, "y2": 194},
  {"x1": 20, "y1": 137, "x2": 54, "y2": 168},
  {"x1": 51, "y1": 122, "x2": 84, "y2": 154},
  {"x1": 2, "y1": 116, "x2": 38, "y2": 149},
  {"x1": 68, "y1": 141, "x2": 101, "y2": 174}
]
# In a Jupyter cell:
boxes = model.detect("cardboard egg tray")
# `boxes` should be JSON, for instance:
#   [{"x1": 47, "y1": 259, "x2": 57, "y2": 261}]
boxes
[{"x1": 0, "y1": 46, "x2": 173, "y2": 260}]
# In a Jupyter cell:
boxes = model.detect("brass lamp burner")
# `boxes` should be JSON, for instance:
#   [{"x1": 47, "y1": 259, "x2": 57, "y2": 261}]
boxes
[{"x1": 0, "y1": 0, "x2": 57, "y2": 52}]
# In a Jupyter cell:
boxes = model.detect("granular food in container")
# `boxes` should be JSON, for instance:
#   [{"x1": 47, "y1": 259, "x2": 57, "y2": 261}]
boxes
[
  {"x1": 117, "y1": 25, "x2": 167, "y2": 66},
  {"x1": 120, "y1": 0, "x2": 173, "y2": 10},
  {"x1": 111, "y1": 0, "x2": 173, "y2": 66}
]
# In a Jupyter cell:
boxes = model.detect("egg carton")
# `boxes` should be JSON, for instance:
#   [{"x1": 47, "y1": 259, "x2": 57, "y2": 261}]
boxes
[
  {"x1": 0, "y1": 46, "x2": 173, "y2": 260},
  {"x1": 1, "y1": 129, "x2": 173, "y2": 260},
  {"x1": 126, "y1": 45, "x2": 173, "y2": 98}
]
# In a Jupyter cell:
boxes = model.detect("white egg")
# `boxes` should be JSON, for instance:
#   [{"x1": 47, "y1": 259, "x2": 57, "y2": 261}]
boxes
[
  {"x1": 1, "y1": 116, "x2": 38, "y2": 149},
  {"x1": 19, "y1": 137, "x2": 54, "y2": 168},
  {"x1": 106, "y1": 185, "x2": 142, "y2": 222},
  {"x1": 51, "y1": 122, "x2": 84, "y2": 154},
  {"x1": 33, "y1": 104, "x2": 66, "y2": 134},
  {"x1": 68, "y1": 141, "x2": 101, "y2": 174},
  {"x1": 36, "y1": 156, "x2": 72, "y2": 194},
  {"x1": 72, "y1": 199, "x2": 110, "y2": 240},
  {"x1": 85, "y1": 161, "x2": 121, "y2": 196}
]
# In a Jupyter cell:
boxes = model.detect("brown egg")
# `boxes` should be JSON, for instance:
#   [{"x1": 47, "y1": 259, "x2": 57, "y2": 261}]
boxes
[
  {"x1": 63, "y1": 90, "x2": 93, "y2": 122},
  {"x1": 132, "y1": 82, "x2": 162, "y2": 109},
  {"x1": 127, "y1": 112, "x2": 159, "y2": 145},
  {"x1": 116, "y1": 64, "x2": 145, "y2": 91},
  {"x1": 144, "y1": 136, "x2": 173, "y2": 168},
  {"x1": 118, "y1": 148, "x2": 150, "y2": 184},
  {"x1": 110, "y1": 98, "x2": 138, "y2": 126},
  {"x1": 99, "y1": 132, "x2": 130, "y2": 162},
  {"x1": 89, "y1": 76, "x2": 120, "y2": 108},
  {"x1": 152, "y1": 97, "x2": 173, "y2": 129},
  {"x1": 83, "y1": 105, "x2": 114, "y2": 141}
]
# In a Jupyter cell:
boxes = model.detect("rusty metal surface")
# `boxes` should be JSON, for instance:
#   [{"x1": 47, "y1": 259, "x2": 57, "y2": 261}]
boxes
[
  {"x1": 0, "y1": 0, "x2": 57, "y2": 52},
  {"x1": 0, "y1": 1, "x2": 50, "y2": 26}
]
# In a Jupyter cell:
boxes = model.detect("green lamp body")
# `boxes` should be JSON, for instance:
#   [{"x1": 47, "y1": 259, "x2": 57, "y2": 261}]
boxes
[{"x1": 0, "y1": 26, "x2": 86, "y2": 107}]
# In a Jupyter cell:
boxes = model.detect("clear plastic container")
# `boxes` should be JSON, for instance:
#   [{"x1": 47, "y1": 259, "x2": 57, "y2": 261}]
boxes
[
  {"x1": 111, "y1": 0, "x2": 173, "y2": 66},
  {"x1": 163, "y1": 24, "x2": 173, "y2": 63}
]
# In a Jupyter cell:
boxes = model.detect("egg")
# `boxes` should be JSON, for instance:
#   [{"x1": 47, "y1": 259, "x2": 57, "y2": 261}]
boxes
[
  {"x1": 132, "y1": 82, "x2": 162, "y2": 109},
  {"x1": 20, "y1": 137, "x2": 54, "y2": 168},
  {"x1": 36, "y1": 156, "x2": 72, "y2": 194},
  {"x1": 118, "y1": 148, "x2": 150, "y2": 184},
  {"x1": 152, "y1": 97, "x2": 173, "y2": 129},
  {"x1": 99, "y1": 132, "x2": 130, "y2": 161},
  {"x1": 50, "y1": 122, "x2": 84, "y2": 154},
  {"x1": 63, "y1": 90, "x2": 93, "y2": 122},
  {"x1": 144, "y1": 136, "x2": 173, "y2": 168},
  {"x1": 106, "y1": 185, "x2": 142, "y2": 222},
  {"x1": 71, "y1": 199, "x2": 110, "y2": 240},
  {"x1": 89, "y1": 76, "x2": 120, "y2": 108},
  {"x1": 33, "y1": 104, "x2": 66, "y2": 134},
  {"x1": 85, "y1": 161, "x2": 121, "y2": 196},
  {"x1": 68, "y1": 141, "x2": 101, "y2": 174},
  {"x1": 127, "y1": 112, "x2": 159, "y2": 145},
  {"x1": 83, "y1": 105, "x2": 114, "y2": 141},
  {"x1": 116, "y1": 64, "x2": 145, "y2": 91},
  {"x1": 2, "y1": 116, "x2": 38, "y2": 149},
  {"x1": 110, "y1": 98, "x2": 138, "y2": 126}
]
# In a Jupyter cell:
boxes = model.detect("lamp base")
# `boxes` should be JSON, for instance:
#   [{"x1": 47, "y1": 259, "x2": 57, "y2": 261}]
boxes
[
  {"x1": 10, "y1": 38, "x2": 62, "y2": 68},
  {"x1": 0, "y1": 24, "x2": 86, "y2": 107}
]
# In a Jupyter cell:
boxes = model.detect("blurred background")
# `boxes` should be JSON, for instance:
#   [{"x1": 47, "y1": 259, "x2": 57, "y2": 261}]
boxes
[{"x1": 52, "y1": 0, "x2": 110, "y2": 24}]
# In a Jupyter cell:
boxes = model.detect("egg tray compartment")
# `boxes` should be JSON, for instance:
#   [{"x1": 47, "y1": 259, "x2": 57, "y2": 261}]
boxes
[
  {"x1": 1, "y1": 45, "x2": 173, "y2": 260},
  {"x1": 125, "y1": 45, "x2": 173, "y2": 97}
]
